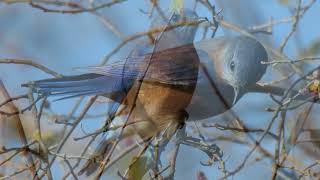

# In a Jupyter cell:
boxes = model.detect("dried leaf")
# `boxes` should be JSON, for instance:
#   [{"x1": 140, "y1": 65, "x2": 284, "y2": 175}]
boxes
[
  {"x1": 170, "y1": 0, "x2": 184, "y2": 14},
  {"x1": 309, "y1": 129, "x2": 320, "y2": 148},
  {"x1": 278, "y1": 0, "x2": 290, "y2": 6},
  {"x1": 308, "y1": 80, "x2": 320, "y2": 98},
  {"x1": 127, "y1": 155, "x2": 153, "y2": 180},
  {"x1": 308, "y1": 80, "x2": 319, "y2": 92}
]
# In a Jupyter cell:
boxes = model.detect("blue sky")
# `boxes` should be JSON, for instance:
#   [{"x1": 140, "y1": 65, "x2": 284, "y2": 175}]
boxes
[{"x1": 0, "y1": 0, "x2": 319, "y2": 179}]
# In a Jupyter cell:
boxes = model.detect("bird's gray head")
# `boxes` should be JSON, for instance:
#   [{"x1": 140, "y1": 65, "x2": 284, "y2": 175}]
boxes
[
  {"x1": 151, "y1": 8, "x2": 199, "y2": 46},
  {"x1": 221, "y1": 36, "x2": 268, "y2": 104}
]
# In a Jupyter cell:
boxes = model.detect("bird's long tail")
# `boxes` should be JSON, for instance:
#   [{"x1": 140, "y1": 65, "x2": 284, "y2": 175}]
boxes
[{"x1": 22, "y1": 73, "x2": 127, "y2": 100}]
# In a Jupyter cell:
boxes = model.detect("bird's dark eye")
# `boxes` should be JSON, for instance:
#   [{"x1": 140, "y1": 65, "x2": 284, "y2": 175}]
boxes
[{"x1": 230, "y1": 61, "x2": 235, "y2": 71}]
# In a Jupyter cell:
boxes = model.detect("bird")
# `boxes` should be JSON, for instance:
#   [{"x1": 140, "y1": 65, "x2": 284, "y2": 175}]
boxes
[
  {"x1": 66, "y1": 36, "x2": 268, "y2": 120},
  {"x1": 23, "y1": 35, "x2": 268, "y2": 176},
  {"x1": 22, "y1": 8, "x2": 201, "y2": 175},
  {"x1": 186, "y1": 35, "x2": 268, "y2": 120},
  {"x1": 103, "y1": 8, "x2": 200, "y2": 119}
]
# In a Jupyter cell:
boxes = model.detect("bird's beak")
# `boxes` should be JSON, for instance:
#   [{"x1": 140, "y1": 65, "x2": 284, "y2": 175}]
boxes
[{"x1": 232, "y1": 86, "x2": 243, "y2": 105}]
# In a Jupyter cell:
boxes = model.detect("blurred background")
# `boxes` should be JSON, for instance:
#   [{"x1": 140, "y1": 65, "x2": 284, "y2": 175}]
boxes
[{"x1": 0, "y1": 0, "x2": 320, "y2": 179}]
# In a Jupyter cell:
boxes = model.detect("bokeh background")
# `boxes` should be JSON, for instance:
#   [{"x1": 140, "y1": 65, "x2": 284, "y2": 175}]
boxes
[{"x1": 0, "y1": 0, "x2": 320, "y2": 179}]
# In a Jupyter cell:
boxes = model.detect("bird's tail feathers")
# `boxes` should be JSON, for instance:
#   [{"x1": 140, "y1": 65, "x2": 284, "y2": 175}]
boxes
[{"x1": 22, "y1": 73, "x2": 122, "y2": 101}]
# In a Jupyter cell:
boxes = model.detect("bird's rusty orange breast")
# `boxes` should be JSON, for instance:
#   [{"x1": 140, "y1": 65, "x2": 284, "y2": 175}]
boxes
[{"x1": 138, "y1": 82, "x2": 195, "y2": 115}]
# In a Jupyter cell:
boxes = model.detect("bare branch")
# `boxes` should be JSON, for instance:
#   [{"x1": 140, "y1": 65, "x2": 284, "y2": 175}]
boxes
[
  {"x1": 28, "y1": 0, "x2": 126, "y2": 14},
  {"x1": 0, "y1": 81, "x2": 39, "y2": 179},
  {"x1": 0, "y1": 59, "x2": 62, "y2": 78}
]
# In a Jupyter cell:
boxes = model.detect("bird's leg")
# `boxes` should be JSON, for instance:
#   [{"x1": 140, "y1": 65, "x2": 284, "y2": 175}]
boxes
[
  {"x1": 152, "y1": 109, "x2": 190, "y2": 162},
  {"x1": 178, "y1": 109, "x2": 189, "y2": 129}
]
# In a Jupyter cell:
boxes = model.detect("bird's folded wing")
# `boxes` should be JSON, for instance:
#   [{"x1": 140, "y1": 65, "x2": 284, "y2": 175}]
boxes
[{"x1": 76, "y1": 44, "x2": 202, "y2": 86}]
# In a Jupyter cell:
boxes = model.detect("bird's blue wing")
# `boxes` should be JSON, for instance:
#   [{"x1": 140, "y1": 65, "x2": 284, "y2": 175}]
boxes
[{"x1": 76, "y1": 44, "x2": 200, "y2": 86}]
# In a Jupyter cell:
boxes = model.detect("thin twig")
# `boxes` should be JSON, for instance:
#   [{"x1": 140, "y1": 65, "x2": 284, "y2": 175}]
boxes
[
  {"x1": 42, "y1": 96, "x2": 97, "y2": 178},
  {"x1": 0, "y1": 59, "x2": 62, "y2": 78},
  {"x1": 29, "y1": 0, "x2": 126, "y2": 14},
  {"x1": 0, "y1": 81, "x2": 39, "y2": 179}
]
